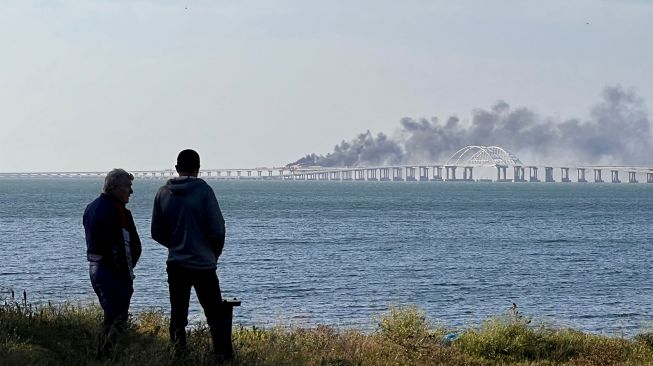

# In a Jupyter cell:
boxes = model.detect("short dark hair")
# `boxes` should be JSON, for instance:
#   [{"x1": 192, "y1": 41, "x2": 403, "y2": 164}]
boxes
[{"x1": 176, "y1": 149, "x2": 200, "y2": 171}]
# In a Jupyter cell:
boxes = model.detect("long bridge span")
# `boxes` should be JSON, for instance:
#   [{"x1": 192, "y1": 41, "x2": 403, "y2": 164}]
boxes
[
  {"x1": 1, "y1": 165, "x2": 652, "y2": 183},
  {"x1": 1, "y1": 146, "x2": 652, "y2": 183}
]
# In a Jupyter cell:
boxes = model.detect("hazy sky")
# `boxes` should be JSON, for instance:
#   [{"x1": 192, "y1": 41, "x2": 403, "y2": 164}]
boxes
[{"x1": 1, "y1": 0, "x2": 651, "y2": 172}]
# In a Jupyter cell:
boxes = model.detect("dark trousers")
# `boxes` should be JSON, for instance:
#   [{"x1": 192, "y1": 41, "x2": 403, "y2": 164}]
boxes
[
  {"x1": 167, "y1": 263, "x2": 231, "y2": 357},
  {"x1": 89, "y1": 263, "x2": 133, "y2": 353}
]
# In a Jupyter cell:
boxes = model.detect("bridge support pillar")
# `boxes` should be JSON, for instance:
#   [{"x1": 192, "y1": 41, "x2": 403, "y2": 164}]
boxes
[
  {"x1": 392, "y1": 167, "x2": 403, "y2": 181},
  {"x1": 611, "y1": 170, "x2": 621, "y2": 183},
  {"x1": 445, "y1": 166, "x2": 457, "y2": 181},
  {"x1": 594, "y1": 169, "x2": 603, "y2": 183},
  {"x1": 257, "y1": 171, "x2": 262, "y2": 178},
  {"x1": 648, "y1": 172, "x2": 653, "y2": 183},
  {"x1": 419, "y1": 166, "x2": 430, "y2": 181},
  {"x1": 528, "y1": 166, "x2": 540, "y2": 182},
  {"x1": 367, "y1": 169, "x2": 378, "y2": 181},
  {"x1": 431, "y1": 166, "x2": 443, "y2": 181},
  {"x1": 544, "y1": 167, "x2": 555, "y2": 182},
  {"x1": 406, "y1": 167, "x2": 417, "y2": 181},
  {"x1": 342, "y1": 170, "x2": 353, "y2": 181},
  {"x1": 496, "y1": 165, "x2": 509, "y2": 182},
  {"x1": 380, "y1": 168, "x2": 390, "y2": 181},
  {"x1": 462, "y1": 167, "x2": 473, "y2": 181},
  {"x1": 354, "y1": 169, "x2": 365, "y2": 181},
  {"x1": 561, "y1": 167, "x2": 571, "y2": 182},
  {"x1": 577, "y1": 168, "x2": 587, "y2": 183},
  {"x1": 628, "y1": 171, "x2": 638, "y2": 183},
  {"x1": 513, "y1": 166, "x2": 526, "y2": 182}
]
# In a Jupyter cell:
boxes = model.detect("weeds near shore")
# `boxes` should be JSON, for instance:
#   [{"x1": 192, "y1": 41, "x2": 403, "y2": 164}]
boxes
[{"x1": 2, "y1": 300, "x2": 653, "y2": 365}]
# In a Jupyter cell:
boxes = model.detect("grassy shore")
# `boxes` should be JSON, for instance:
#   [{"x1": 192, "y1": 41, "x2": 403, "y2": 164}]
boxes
[{"x1": 2, "y1": 301, "x2": 653, "y2": 366}]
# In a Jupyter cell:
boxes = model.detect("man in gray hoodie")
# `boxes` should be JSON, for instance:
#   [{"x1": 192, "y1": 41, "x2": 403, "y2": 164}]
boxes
[{"x1": 151, "y1": 149, "x2": 227, "y2": 357}]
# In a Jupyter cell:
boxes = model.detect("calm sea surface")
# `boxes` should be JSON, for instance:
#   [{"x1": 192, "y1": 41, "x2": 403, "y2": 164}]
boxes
[{"x1": 1, "y1": 179, "x2": 652, "y2": 335}]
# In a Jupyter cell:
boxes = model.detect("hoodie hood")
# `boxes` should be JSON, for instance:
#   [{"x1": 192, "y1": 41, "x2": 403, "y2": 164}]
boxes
[{"x1": 165, "y1": 177, "x2": 206, "y2": 196}]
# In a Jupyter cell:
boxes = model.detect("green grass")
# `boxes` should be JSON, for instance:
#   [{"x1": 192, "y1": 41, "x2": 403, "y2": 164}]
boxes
[{"x1": 2, "y1": 302, "x2": 653, "y2": 365}]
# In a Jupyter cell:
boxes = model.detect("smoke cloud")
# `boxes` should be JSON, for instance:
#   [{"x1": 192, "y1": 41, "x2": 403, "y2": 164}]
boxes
[{"x1": 289, "y1": 85, "x2": 652, "y2": 167}]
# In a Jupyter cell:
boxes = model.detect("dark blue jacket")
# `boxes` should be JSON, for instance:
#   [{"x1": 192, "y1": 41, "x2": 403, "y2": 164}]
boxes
[{"x1": 83, "y1": 194, "x2": 142, "y2": 277}]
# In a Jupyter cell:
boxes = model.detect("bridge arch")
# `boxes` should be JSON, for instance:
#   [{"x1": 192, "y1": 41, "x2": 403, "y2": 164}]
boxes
[{"x1": 445, "y1": 146, "x2": 523, "y2": 167}]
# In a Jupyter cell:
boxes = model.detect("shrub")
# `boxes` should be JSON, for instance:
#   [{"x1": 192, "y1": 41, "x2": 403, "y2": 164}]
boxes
[
  {"x1": 3, "y1": 301, "x2": 653, "y2": 365},
  {"x1": 376, "y1": 305, "x2": 434, "y2": 344}
]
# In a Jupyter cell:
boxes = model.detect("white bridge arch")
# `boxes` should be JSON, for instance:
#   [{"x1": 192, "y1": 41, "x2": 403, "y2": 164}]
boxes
[{"x1": 445, "y1": 145, "x2": 524, "y2": 167}]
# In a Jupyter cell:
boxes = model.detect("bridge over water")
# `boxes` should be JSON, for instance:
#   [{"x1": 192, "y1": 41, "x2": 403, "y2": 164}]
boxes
[{"x1": 2, "y1": 146, "x2": 652, "y2": 184}]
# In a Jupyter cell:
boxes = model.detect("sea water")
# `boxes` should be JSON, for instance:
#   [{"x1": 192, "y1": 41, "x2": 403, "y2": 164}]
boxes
[{"x1": 1, "y1": 179, "x2": 651, "y2": 335}]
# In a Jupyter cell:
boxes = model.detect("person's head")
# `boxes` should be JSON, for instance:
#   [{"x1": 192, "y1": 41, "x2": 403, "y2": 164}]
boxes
[
  {"x1": 103, "y1": 169, "x2": 134, "y2": 204},
  {"x1": 175, "y1": 149, "x2": 200, "y2": 177}
]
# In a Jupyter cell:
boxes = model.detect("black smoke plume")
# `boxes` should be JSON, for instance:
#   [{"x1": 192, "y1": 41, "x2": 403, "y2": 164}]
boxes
[{"x1": 289, "y1": 85, "x2": 651, "y2": 167}]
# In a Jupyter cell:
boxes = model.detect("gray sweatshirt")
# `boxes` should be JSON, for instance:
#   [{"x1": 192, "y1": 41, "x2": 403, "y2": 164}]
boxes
[{"x1": 151, "y1": 177, "x2": 225, "y2": 270}]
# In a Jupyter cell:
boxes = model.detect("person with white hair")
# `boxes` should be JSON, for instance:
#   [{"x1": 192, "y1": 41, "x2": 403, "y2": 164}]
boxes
[{"x1": 83, "y1": 168, "x2": 142, "y2": 357}]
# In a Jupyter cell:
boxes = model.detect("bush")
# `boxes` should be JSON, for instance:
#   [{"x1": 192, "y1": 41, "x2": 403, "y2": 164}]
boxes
[
  {"x1": 376, "y1": 305, "x2": 436, "y2": 344},
  {"x1": 635, "y1": 332, "x2": 653, "y2": 349},
  {"x1": 3, "y1": 301, "x2": 653, "y2": 365}
]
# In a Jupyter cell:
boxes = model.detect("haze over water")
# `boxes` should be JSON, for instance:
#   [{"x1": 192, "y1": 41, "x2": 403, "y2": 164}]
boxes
[{"x1": 1, "y1": 178, "x2": 652, "y2": 336}]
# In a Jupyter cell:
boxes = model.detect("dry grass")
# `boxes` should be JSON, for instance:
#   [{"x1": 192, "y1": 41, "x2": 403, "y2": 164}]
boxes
[{"x1": 2, "y1": 301, "x2": 653, "y2": 365}]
